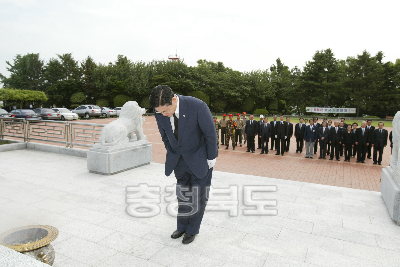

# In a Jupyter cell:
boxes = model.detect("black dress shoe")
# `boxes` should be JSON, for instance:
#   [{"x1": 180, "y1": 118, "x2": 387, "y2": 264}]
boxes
[
  {"x1": 233, "y1": 147, "x2": 235, "y2": 150},
  {"x1": 225, "y1": 147, "x2": 229, "y2": 150},
  {"x1": 296, "y1": 151, "x2": 298, "y2": 153},
  {"x1": 260, "y1": 152, "x2": 264, "y2": 154},
  {"x1": 240, "y1": 144, "x2": 242, "y2": 147},
  {"x1": 318, "y1": 157, "x2": 322, "y2": 159},
  {"x1": 356, "y1": 161, "x2": 360, "y2": 163},
  {"x1": 337, "y1": 159, "x2": 340, "y2": 161},
  {"x1": 171, "y1": 230, "x2": 185, "y2": 239},
  {"x1": 265, "y1": 152, "x2": 268, "y2": 154},
  {"x1": 305, "y1": 156, "x2": 309, "y2": 158},
  {"x1": 378, "y1": 162, "x2": 382, "y2": 165},
  {"x1": 182, "y1": 233, "x2": 196, "y2": 244},
  {"x1": 367, "y1": 156, "x2": 372, "y2": 159},
  {"x1": 246, "y1": 150, "x2": 250, "y2": 152},
  {"x1": 361, "y1": 161, "x2": 365, "y2": 163},
  {"x1": 373, "y1": 162, "x2": 377, "y2": 165},
  {"x1": 323, "y1": 157, "x2": 326, "y2": 159},
  {"x1": 252, "y1": 151, "x2": 255, "y2": 153},
  {"x1": 329, "y1": 158, "x2": 333, "y2": 160},
  {"x1": 275, "y1": 153, "x2": 280, "y2": 155},
  {"x1": 281, "y1": 153, "x2": 284, "y2": 156}
]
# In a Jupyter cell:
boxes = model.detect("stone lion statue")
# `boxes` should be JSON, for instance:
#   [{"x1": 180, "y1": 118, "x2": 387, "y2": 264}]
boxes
[
  {"x1": 99, "y1": 101, "x2": 146, "y2": 147},
  {"x1": 390, "y1": 111, "x2": 400, "y2": 174}
]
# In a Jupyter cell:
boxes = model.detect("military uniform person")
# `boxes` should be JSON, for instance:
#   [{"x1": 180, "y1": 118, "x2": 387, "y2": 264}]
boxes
[
  {"x1": 220, "y1": 114, "x2": 227, "y2": 145},
  {"x1": 225, "y1": 114, "x2": 237, "y2": 150},
  {"x1": 214, "y1": 116, "x2": 221, "y2": 148},
  {"x1": 242, "y1": 112, "x2": 247, "y2": 144},
  {"x1": 235, "y1": 113, "x2": 244, "y2": 147}
]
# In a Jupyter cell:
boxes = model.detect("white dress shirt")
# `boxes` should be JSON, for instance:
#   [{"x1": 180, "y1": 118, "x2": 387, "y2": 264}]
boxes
[{"x1": 169, "y1": 95, "x2": 179, "y2": 132}]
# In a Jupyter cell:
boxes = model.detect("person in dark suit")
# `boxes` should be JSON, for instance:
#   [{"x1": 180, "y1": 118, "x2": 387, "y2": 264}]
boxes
[
  {"x1": 285, "y1": 117, "x2": 293, "y2": 152},
  {"x1": 313, "y1": 117, "x2": 320, "y2": 155},
  {"x1": 342, "y1": 124, "x2": 355, "y2": 162},
  {"x1": 150, "y1": 85, "x2": 218, "y2": 244},
  {"x1": 351, "y1": 123, "x2": 358, "y2": 157},
  {"x1": 275, "y1": 115, "x2": 287, "y2": 156},
  {"x1": 339, "y1": 121, "x2": 346, "y2": 157},
  {"x1": 270, "y1": 115, "x2": 277, "y2": 150},
  {"x1": 304, "y1": 120, "x2": 317, "y2": 158},
  {"x1": 245, "y1": 114, "x2": 258, "y2": 153},
  {"x1": 390, "y1": 131, "x2": 393, "y2": 154},
  {"x1": 258, "y1": 115, "x2": 265, "y2": 149},
  {"x1": 329, "y1": 121, "x2": 342, "y2": 161},
  {"x1": 260, "y1": 117, "x2": 271, "y2": 154},
  {"x1": 366, "y1": 119, "x2": 375, "y2": 159},
  {"x1": 341, "y1": 118, "x2": 348, "y2": 129},
  {"x1": 355, "y1": 121, "x2": 371, "y2": 163},
  {"x1": 295, "y1": 118, "x2": 305, "y2": 153},
  {"x1": 318, "y1": 121, "x2": 330, "y2": 159},
  {"x1": 372, "y1": 122, "x2": 388, "y2": 165},
  {"x1": 327, "y1": 120, "x2": 332, "y2": 156}
]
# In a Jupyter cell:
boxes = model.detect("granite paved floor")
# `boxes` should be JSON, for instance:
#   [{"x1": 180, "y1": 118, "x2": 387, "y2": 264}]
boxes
[{"x1": 1, "y1": 149, "x2": 400, "y2": 266}]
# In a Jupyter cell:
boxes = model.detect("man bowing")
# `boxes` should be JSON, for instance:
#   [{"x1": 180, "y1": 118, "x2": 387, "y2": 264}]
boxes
[{"x1": 150, "y1": 85, "x2": 218, "y2": 244}]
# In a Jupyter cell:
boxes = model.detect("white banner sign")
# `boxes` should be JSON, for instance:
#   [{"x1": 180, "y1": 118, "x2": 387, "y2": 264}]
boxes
[{"x1": 306, "y1": 107, "x2": 356, "y2": 114}]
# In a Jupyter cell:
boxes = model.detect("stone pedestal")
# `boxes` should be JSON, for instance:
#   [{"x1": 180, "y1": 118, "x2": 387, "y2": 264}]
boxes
[
  {"x1": 381, "y1": 166, "x2": 400, "y2": 225},
  {"x1": 87, "y1": 140, "x2": 152, "y2": 175}
]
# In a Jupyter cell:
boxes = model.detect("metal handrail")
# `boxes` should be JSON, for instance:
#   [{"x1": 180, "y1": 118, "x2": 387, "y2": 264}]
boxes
[{"x1": 0, "y1": 118, "x2": 105, "y2": 148}]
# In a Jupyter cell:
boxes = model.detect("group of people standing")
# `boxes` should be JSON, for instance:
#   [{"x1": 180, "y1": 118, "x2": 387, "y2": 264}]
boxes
[{"x1": 214, "y1": 114, "x2": 393, "y2": 165}]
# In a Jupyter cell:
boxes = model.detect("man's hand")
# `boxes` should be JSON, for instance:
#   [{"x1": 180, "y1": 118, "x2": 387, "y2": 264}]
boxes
[
  {"x1": 321, "y1": 137, "x2": 324, "y2": 140},
  {"x1": 367, "y1": 143, "x2": 369, "y2": 146},
  {"x1": 329, "y1": 141, "x2": 331, "y2": 144},
  {"x1": 372, "y1": 144, "x2": 374, "y2": 147},
  {"x1": 207, "y1": 158, "x2": 216, "y2": 169},
  {"x1": 355, "y1": 142, "x2": 358, "y2": 145}
]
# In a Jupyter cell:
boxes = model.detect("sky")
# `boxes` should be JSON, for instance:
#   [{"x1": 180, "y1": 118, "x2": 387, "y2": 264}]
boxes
[{"x1": 0, "y1": 0, "x2": 399, "y2": 86}]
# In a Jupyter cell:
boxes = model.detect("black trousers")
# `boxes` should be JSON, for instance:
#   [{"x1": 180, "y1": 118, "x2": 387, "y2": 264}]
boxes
[
  {"x1": 258, "y1": 135, "x2": 262, "y2": 148},
  {"x1": 327, "y1": 142, "x2": 331, "y2": 155},
  {"x1": 261, "y1": 134, "x2": 269, "y2": 153},
  {"x1": 235, "y1": 129, "x2": 242, "y2": 145},
  {"x1": 174, "y1": 156, "x2": 212, "y2": 235},
  {"x1": 296, "y1": 137, "x2": 304, "y2": 152},
  {"x1": 373, "y1": 144, "x2": 384, "y2": 163},
  {"x1": 330, "y1": 141, "x2": 341, "y2": 159},
  {"x1": 352, "y1": 145, "x2": 357, "y2": 157},
  {"x1": 340, "y1": 143, "x2": 344, "y2": 156},
  {"x1": 314, "y1": 139, "x2": 318, "y2": 153},
  {"x1": 357, "y1": 145, "x2": 368, "y2": 162},
  {"x1": 270, "y1": 136, "x2": 275, "y2": 150},
  {"x1": 247, "y1": 135, "x2": 256, "y2": 152},
  {"x1": 221, "y1": 128, "x2": 226, "y2": 145},
  {"x1": 319, "y1": 141, "x2": 327, "y2": 158},
  {"x1": 285, "y1": 137, "x2": 291, "y2": 152},
  {"x1": 367, "y1": 143, "x2": 373, "y2": 158},
  {"x1": 344, "y1": 143, "x2": 352, "y2": 161},
  {"x1": 276, "y1": 137, "x2": 285, "y2": 154}
]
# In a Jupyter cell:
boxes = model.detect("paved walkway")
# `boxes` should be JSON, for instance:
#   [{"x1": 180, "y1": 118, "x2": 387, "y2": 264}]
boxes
[{"x1": 1, "y1": 149, "x2": 399, "y2": 266}]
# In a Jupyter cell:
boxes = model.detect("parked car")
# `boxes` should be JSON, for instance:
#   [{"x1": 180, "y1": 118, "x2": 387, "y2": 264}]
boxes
[
  {"x1": 33, "y1": 108, "x2": 61, "y2": 120},
  {"x1": 0, "y1": 108, "x2": 11, "y2": 118},
  {"x1": 52, "y1": 108, "x2": 79, "y2": 121},
  {"x1": 9, "y1": 109, "x2": 43, "y2": 121},
  {"x1": 114, "y1": 107, "x2": 122, "y2": 116},
  {"x1": 101, "y1": 107, "x2": 117, "y2": 118},
  {"x1": 71, "y1": 105, "x2": 102, "y2": 119}
]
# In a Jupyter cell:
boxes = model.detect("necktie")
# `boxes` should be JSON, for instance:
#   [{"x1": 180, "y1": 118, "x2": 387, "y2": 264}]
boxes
[
  {"x1": 300, "y1": 124, "x2": 302, "y2": 129},
  {"x1": 323, "y1": 127, "x2": 325, "y2": 133},
  {"x1": 336, "y1": 127, "x2": 338, "y2": 133},
  {"x1": 362, "y1": 128, "x2": 364, "y2": 136},
  {"x1": 380, "y1": 129, "x2": 382, "y2": 134},
  {"x1": 173, "y1": 113, "x2": 179, "y2": 140}
]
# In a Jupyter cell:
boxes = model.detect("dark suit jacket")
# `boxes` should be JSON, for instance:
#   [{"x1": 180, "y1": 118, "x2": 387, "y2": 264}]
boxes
[
  {"x1": 330, "y1": 127, "x2": 343, "y2": 143},
  {"x1": 270, "y1": 120, "x2": 278, "y2": 136},
  {"x1": 318, "y1": 126, "x2": 330, "y2": 144},
  {"x1": 287, "y1": 122, "x2": 293, "y2": 137},
  {"x1": 390, "y1": 131, "x2": 393, "y2": 147},
  {"x1": 261, "y1": 123, "x2": 271, "y2": 139},
  {"x1": 154, "y1": 95, "x2": 218, "y2": 179},
  {"x1": 276, "y1": 121, "x2": 287, "y2": 138},
  {"x1": 304, "y1": 125, "x2": 317, "y2": 142},
  {"x1": 355, "y1": 127, "x2": 371, "y2": 146},
  {"x1": 245, "y1": 119, "x2": 258, "y2": 136},
  {"x1": 367, "y1": 125, "x2": 375, "y2": 132},
  {"x1": 258, "y1": 120, "x2": 265, "y2": 135},
  {"x1": 342, "y1": 131, "x2": 355, "y2": 145},
  {"x1": 372, "y1": 129, "x2": 388, "y2": 147},
  {"x1": 295, "y1": 123, "x2": 305, "y2": 139}
]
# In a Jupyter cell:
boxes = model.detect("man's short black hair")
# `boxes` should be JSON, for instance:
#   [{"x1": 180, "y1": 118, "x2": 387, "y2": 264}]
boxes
[
  {"x1": 149, "y1": 85, "x2": 175, "y2": 108},
  {"x1": 366, "y1": 119, "x2": 372, "y2": 122},
  {"x1": 353, "y1": 122, "x2": 358, "y2": 126}
]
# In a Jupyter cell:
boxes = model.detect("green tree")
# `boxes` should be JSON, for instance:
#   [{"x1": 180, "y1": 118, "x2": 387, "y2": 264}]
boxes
[
  {"x1": 114, "y1": 94, "x2": 131, "y2": 107},
  {"x1": 0, "y1": 53, "x2": 44, "y2": 91}
]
